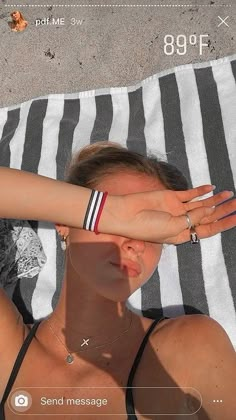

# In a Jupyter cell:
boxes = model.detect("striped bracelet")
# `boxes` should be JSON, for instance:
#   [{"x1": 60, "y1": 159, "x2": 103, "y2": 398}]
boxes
[{"x1": 83, "y1": 190, "x2": 108, "y2": 235}]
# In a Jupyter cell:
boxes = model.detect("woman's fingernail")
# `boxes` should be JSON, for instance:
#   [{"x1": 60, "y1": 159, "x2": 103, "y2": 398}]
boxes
[{"x1": 212, "y1": 185, "x2": 216, "y2": 190}]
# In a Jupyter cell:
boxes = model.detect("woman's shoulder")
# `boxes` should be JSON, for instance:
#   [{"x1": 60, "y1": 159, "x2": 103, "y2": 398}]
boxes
[
  {"x1": 147, "y1": 313, "x2": 209, "y2": 342},
  {"x1": 133, "y1": 315, "x2": 195, "y2": 399},
  {"x1": 146, "y1": 314, "x2": 201, "y2": 356},
  {"x1": 134, "y1": 314, "x2": 175, "y2": 369},
  {"x1": 142, "y1": 314, "x2": 212, "y2": 383},
  {"x1": 140, "y1": 314, "x2": 174, "y2": 340},
  {"x1": 140, "y1": 315, "x2": 196, "y2": 369}
]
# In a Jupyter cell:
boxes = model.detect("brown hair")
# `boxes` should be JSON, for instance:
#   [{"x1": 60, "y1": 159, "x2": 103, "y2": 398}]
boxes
[{"x1": 64, "y1": 141, "x2": 188, "y2": 191}]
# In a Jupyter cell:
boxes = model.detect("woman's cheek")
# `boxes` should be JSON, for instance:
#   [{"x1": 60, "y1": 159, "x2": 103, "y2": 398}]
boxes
[
  {"x1": 149, "y1": 244, "x2": 163, "y2": 264},
  {"x1": 150, "y1": 246, "x2": 163, "y2": 271}
]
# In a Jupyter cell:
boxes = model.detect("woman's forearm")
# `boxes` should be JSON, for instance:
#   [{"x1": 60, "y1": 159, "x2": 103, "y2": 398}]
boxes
[
  {"x1": 0, "y1": 167, "x2": 119, "y2": 231},
  {"x1": 2, "y1": 168, "x2": 235, "y2": 244}
]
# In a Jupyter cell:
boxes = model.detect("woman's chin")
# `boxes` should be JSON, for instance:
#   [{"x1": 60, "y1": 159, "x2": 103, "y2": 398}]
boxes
[{"x1": 97, "y1": 287, "x2": 137, "y2": 303}]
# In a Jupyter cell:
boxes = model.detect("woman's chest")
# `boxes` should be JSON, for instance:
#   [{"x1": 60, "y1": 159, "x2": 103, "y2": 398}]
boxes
[
  {"x1": 4, "y1": 362, "x2": 143, "y2": 420},
  {"x1": 2, "y1": 317, "x2": 192, "y2": 419},
  {"x1": 2, "y1": 336, "x2": 135, "y2": 420},
  {"x1": 2, "y1": 332, "x2": 168, "y2": 420},
  {"x1": 3, "y1": 346, "x2": 192, "y2": 420}
]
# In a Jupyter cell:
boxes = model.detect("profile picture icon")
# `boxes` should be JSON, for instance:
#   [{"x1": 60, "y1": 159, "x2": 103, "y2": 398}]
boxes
[{"x1": 9, "y1": 10, "x2": 28, "y2": 32}]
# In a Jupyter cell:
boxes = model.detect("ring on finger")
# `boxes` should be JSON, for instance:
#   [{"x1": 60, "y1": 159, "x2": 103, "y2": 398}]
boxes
[
  {"x1": 185, "y1": 212, "x2": 192, "y2": 229},
  {"x1": 190, "y1": 227, "x2": 199, "y2": 244}
]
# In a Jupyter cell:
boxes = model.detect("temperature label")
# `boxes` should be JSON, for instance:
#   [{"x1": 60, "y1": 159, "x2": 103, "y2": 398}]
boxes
[{"x1": 164, "y1": 34, "x2": 209, "y2": 56}]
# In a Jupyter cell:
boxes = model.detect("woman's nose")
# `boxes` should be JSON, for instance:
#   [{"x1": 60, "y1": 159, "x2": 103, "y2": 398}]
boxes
[{"x1": 123, "y1": 238, "x2": 145, "y2": 253}]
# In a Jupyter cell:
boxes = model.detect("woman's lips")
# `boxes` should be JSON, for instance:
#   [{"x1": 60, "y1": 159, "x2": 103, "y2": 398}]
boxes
[{"x1": 110, "y1": 261, "x2": 141, "y2": 277}]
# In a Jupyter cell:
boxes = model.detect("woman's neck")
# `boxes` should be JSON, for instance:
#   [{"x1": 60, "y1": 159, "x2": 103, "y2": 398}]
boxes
[{"x1": 44, "y1": 275, "x2": 138, "y2": 364}]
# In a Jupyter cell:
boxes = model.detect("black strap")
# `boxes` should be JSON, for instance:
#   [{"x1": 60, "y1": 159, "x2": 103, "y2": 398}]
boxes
[
  {"x1": 0, "y1": 321, "x2": 41, "y2": 413},
  {"x1": 126, "y1": 317, "x2": 169, "y2": 419}
]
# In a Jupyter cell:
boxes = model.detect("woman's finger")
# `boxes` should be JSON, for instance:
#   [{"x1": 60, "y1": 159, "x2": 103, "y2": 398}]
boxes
[
  {"x1": 194, "y1": 213, "x2": 236, "y2": 239},
  {"x1": 165, "y1": 204, "x2": 236, "y2": 244},
  {"x1": 175, "y1": 185, "x2": 215, "y2": 202},
  {"x1": 168, "y1": 206, "x2": 215, "y2": 238},
  {"x1": 198, "y1": 198, "x2": 236, "y2": 225},
  {"x1": 184, "y1": 191, "x2": 234, "y2": 212}
]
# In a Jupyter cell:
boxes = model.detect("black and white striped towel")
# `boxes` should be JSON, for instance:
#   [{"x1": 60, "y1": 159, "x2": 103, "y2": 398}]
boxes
[{"x1": 0, "y1": 54, "x2": 235, "y2": 348}]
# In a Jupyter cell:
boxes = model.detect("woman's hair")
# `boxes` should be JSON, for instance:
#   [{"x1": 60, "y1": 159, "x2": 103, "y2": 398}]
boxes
[
  {"x1": 64, "y1": 141, "x2": 189, "y2": 191},
  {"x1": 11, "y1": 10, "x2": 24, "y2": 20}
]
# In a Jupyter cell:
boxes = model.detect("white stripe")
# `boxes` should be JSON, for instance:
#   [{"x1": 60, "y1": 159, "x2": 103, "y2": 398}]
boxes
[
  {"x1": 109, "y1": 87, "x2": 129, "y2": 145},
  {"x1": 142, "y1": 78, "x2": 167, "y2": 159},
  {"x1": 212, "y1": 60, "x2": 236, "y2": 187},
  {"x1": 86, "y1": 190, "x2": 99, "y2": 230},
  {"x1": 72, "y1": 96, "x2": 96, "y2": 155},
  {"x1": 90, "y1": 192, "x2": 103, "y2": 231},
  {"x1": 176, "y1": 67, "x2": 212, "y2": 189},
  {"x1": 38, "y1": 94, "x2": 65, "y2": 179},
  {"x1": 32, "y1": 225, "x2": 57, "y2": 319},
  {"x1": 127, "y1": 288, "x2": 143, "y2": 314},
  {"x1": 158, "y1": 245, "x2": 185, "y2": 318},
  {"x1": 78, "y1": 90, "x2": 96, "y2": 99},
  {"x1": 32, "y1": 94, "x2": 65, "y2": 319},
  {"x1": 0, "y1": 107, "x2": 8, "y2": 142}
]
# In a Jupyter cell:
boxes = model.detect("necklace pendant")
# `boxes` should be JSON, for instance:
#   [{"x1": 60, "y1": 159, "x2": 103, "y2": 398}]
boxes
[{"x1": 66, "y1": 354, "x2": 74, "y2": 364}]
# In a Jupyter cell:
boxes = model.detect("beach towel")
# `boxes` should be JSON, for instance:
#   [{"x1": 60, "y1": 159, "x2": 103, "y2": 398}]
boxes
[{"x1": 0, "y1": 54, "x2": 235, "y2": 349}]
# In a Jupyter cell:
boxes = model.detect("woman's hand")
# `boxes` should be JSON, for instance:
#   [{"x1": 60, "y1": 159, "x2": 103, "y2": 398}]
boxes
[{"x1": 105, "y1": 185, "x2": 236, "y2": 244}]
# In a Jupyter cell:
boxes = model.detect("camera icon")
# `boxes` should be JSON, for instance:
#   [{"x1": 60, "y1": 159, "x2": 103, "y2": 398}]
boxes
[
  {"x1": 10, "y1": 390, "x2": 32, "y2": 412},
  {"x1": 15, "y1": 394, "x2": 29, "y2": 407}
]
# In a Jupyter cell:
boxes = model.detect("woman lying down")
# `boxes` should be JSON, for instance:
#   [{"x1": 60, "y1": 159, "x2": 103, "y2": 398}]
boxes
[{"x1": 0, "y1": 141, "x2": 236, "y2": 420}]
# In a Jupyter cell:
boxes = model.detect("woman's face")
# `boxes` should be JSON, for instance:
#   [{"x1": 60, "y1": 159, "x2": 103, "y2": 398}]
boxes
[
  {"x1": 63, "y1": 170, "x2": 167, "y2": 302},
  {"x1": 11, "y1": 11, "x2": 20, "y2": 21}
]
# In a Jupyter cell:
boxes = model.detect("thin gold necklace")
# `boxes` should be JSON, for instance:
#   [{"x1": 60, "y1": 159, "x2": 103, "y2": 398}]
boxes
[{"x1": 47, "y1": 311, "x2": 133, "y2": 364}]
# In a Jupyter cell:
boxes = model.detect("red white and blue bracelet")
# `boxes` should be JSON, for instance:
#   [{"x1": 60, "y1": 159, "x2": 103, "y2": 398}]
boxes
[{"x1": 83, "y1": 190, "x2": 108, "y2": 235}]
